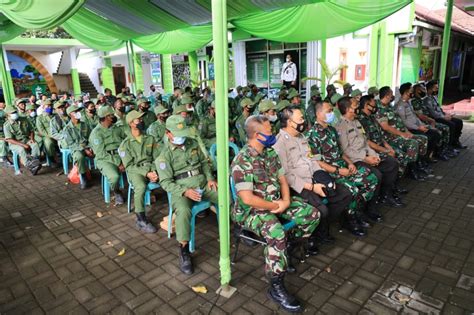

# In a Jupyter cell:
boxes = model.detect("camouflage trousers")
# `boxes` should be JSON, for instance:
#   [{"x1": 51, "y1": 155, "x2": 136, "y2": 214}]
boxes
[
  {"x1": 412, "y1": 134, "x2": 428, "y2": 157},
  {"x1": 242, "y1": 196, "x2": 319, "y2": 276},
  {"x1": 435, "y1": 122, "x2": 450, "y2": 147},
  {"x1": 332, "y1": 161, "x2": 379, "y2": 214},
  {"x1": 388, "y1": 136, "x2": 419, "y2": 175}
]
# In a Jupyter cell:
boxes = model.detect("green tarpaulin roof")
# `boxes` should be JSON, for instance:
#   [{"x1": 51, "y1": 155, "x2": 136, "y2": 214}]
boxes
[{"x1": 1, "y1": 0, "x2": 412, "y2": 53}]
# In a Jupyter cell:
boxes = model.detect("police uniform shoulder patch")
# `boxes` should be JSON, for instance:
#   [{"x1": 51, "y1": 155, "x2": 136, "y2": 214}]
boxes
[{"x1": 284, "y1": 134, "x2": 289, "y2": 139}]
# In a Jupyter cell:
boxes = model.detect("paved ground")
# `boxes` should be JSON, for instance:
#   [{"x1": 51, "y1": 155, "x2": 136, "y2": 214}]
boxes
[{"x1": 1, "y1": 123, "x2": 474, "y2": 315}]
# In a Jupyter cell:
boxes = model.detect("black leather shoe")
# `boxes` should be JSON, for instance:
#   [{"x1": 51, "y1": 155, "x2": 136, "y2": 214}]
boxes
[
  {"x1": 179, "y1": 244, "x2": 194, "y2": 275},
  {"x1": 355, "y1": 211, "x2": 372, "y2": 228},
  {"x1": 306, "y1": 238, "x2": 319, "y2": 256},
  {"x1": 381, "y1": 195, "x2": 405, "y2": 208},
  {"x1": 435, "y1": 153, "x2": 450, "y2": 161},
  {"x1": 267, "y1": 274, "x2": 303, "y2": 313},
  {"x1": 365, "y1": 206, "x2": 383, "y2": 222},
  {"x1": 453, "y1": 141, "x2": 467, "y2": 149},
  {"x1": 394, "y1": 186, "x2": 408, "y2": 195},
  {"x1": 342, "y1": 214, "x2": 367, "y2": 236}
]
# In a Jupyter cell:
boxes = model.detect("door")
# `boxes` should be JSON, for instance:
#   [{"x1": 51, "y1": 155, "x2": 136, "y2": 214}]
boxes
[{"x1": 113, "y1": 66, "x2": 126, "y2": 95}]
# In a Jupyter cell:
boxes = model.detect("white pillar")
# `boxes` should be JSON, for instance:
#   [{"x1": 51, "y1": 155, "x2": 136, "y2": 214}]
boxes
[
  {"x1": 305, "y1": 41, "x2": 319, "y2": 106},
  {"x1": 233, "y1": 41, "x2": 247, "y2": 87}
]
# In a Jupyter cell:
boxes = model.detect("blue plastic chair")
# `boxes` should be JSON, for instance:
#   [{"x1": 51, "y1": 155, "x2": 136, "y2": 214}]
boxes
[
  {"x1": 209, "y1": 142, "x2": 240, "y2": 165},
  {"x1": 60, "y1": 148, "x2": 93, "y2": 175},
  {"x1": 230, "y1": 176, "x2": 296, "y2": 262},
  {"x1": 101, "y1": 173, "x2": 126, "y2": 204},
  {"x1": 126, "y1": 173, "x2": 161, "y2": 213},
  {"x1": 12, "y1": 151, "x2": 21, "y2": 175},
  {"x1": 167, "y1": 192, "x2": 219, "y2": 253}
]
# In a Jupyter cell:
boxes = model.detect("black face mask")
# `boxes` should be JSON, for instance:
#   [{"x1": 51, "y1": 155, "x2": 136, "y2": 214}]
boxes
[
  {"x1": 409, "y1": 93, "x2": 414, "y2": 98},
  {"x1": 111, "y1": 116, "x2": 118, "y2": 124},
  {"x1": 136, "y1": 122, "x2": 145, "y2": 131},
  {"x1": 88, "y1": 109, "x2": 96, "y2": 114},
  {"x1": 118, "y1": 107, "x2": 125, "y2": 113},
  {"x1": 292, "y1": 120, "x2": 306, "y2": 133},
  {"x1": 419, "y1": 92, "x2": 426, "y2": 98},
  {"x1": 370, "y1": 105, "x2": 378, "y2": 114}
]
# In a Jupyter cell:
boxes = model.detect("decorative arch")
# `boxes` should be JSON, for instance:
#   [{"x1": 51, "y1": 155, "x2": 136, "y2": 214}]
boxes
[{"x1": 9, "y1": 50, "x2": 58, "y2": 94}]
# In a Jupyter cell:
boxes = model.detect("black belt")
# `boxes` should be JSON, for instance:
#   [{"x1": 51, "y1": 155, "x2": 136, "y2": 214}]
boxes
[{"x1": 174, "y1": 169, "x2": 201, "y2": 180}]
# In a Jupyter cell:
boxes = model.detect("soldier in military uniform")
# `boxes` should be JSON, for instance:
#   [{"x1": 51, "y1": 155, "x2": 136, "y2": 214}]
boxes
[
  {"x1": 234, "y1": 98, "x2": 256, "y2": 147},
  {"x1": 156, "y1": 115, "x2": 218, "y2": 275},
  {"x1": 36, "y1": 99, "x2": 57, "y2": 165},
  {"x1": 306, "y1": 101, "x2": 379, "y2": 235},
  {"x1": 176, "y1": 96, "x2": 199, "y2": 128},
  {"x1": 259, "y1": 99, "x2": 280, "y2": 134},
  {"x1": 62, "y1": 106, "x2": 93, "y2": 189},
  {"x1": 198, "y1": 101, "x2": 216, "y2": 149},
  {"x1": 0, "y1": 101, "x2": 13, "y2": 166},
  {"x1": 3, "y1": 107, "x2": 41, "y2": 175},
  {"x1": 274, "y1": 106, "x2": 352, "y2": 247},
  {"x1": 15, "y1": 99, "x2": 28, "y2": 117},
  {"x1": 305, "y1": 89, "x2": 322, "y2": 128},
  {"x1": 234, "y1": 86, "x2": 243, "y2": 107},
  {"x1": 136, "y1": 98, "x2": 156, "y2": 130},
  {"x1": 195, "y1": 87, "x2": 211, "y2": 119},
  {"x1": 358, "y1": 95, "x2": 413, "y2": 190},
  {"x1": 375, "y1": 86, "x2": 429, "y2": 180},
  {"x1": 50, "y1": 100, "x2": 70, "y2": 148},
  {"x1": 89, "y1": 106, "x2": 127, "y2": 204},
  {"x1": 25, "y1": 104, "x2": 43, "y2": 150},
  {"x1": 231, "y1": 115, "x2": 319, "y2": 313},
  {"x1": 336, "y1": 97, "x2": 403, "y2": 209},
  {"x1": 325, "y1": 84, "x2": 337, "y2": 103},
  {"x1": 424, "y1": 80, "x2": 466, "y2": 150},
  {"x1": 168, "y1": 87, "x2": 182, "y2": 110},
  {"x1": 147, "y1": 105, "x2": 170, "y2": 143},
  {"x1": 118, "y1": 110, "x2": 161, "y2": 234},
  {"x1": 343, "y1": 83, "x2": 354, "y2": 97},
  {"x1": 249, "y1": 84, "x2": 264, "y2": 104},
  {"x1": 82, "y1": 101, "x2": 99, "y2": 131}
]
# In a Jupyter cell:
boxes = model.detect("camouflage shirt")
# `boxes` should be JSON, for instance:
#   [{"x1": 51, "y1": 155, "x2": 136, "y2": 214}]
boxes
[
  {"x1": 305, "y1": 122, "x2": 345, "y2": 168},
  {"x1": 410, "y1": 97, "x2": 430, "y2": 116},
  {"x1": 231, "y1": 145, "x2": 285, "y2": 223},
  {"x1": 357, "y1": 112, "x2": 385, "y2": 147},
  {"x1": 375, "y1": 101, "x2": 407, "y2": 138}
]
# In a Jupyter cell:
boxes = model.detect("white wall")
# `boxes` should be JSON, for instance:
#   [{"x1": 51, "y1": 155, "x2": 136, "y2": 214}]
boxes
[
  {"x1": 28, "y1": 51, "x2": 61, "y2": 75},
  {"x1": 52, "y1": 74, "x2": 71, "y2": 93},
  {"x1": 141, "y1": 52, "x2": 152, "y2": 93},
  {"x1": 77, "y1": 50, "x2": 103, "y2": 93}
]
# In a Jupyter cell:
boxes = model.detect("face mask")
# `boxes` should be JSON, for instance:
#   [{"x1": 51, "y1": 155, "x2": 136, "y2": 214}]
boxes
[
  {"x1": 292, "y1": 120, "x2": 306, "y2": 133},
  {"x1": 325, "y1": 112, "x2": 335, "y2": 124},
  {"x1": 29, "y1": 111, "x2": 37, "y2": 118},
  {"x1": 88, "y1": 109, "x2": 96, "y2": 114},
  {"x1": 125, "y1": 105, "x2": 132, "y2": 113},
  {"x1": 77, "y1": 102, "x2": 84, "y2": 108},
  {"x1": 409, "y1": 93, "x2": 414, "y2": 98},
  {"x1": 419, "y1": 92, "x2": 426, "y2": 98},
  {"x1": 140, "y1": 107, "x2": 148, "y2": 112},
  {"x1": 286, "y1": 58, "x2": 291, "y2": 62},
  {"x1": 10, "y1": 113, "x2": 19, "y2": 121},
  {"x1": 257, "y1": 132, "x2": 276, "y2": 147},
  {"x1": 136, "y1": 121, "x2": 145, "y2": 131},
  {"x1": 75, "y1": 112, "x2": 82, "y2": 120},
  {"x1": 111, "y1": 116, "x2": 118, "y2": 124},
  {"x1": 172, "y1": 136, "x2": 186, "y2": 145},
  {"x1": 44, "y1": 108, "x2": 53, "y2": 115},
  {"x1": 268, "y1": 114, "x2": 278, "y2": 122},
  {"x1": 187, "y1": 106, "x2": 195, "y2": 112}
]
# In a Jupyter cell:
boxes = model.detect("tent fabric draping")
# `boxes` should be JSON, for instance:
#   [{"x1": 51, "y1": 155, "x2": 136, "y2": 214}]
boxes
[
  {"x1": 0, "y1": 16, "x2": 23, "y2": 43},
  {"x1": 1, "y1": 1, "x2": 412, "y2": 52}
]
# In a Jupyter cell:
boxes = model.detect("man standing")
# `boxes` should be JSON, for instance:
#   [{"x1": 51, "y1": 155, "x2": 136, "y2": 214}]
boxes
[
  {"x1": 89, "y1": 106, "x2": 126, "y2": 204},
  {"x1": 232, "y1": 115, "x2": 319, "y2": 313},
  {"x1": 281, "y1": 54, "x2": 297, "y2": 88},
  {"x1": 274, "y1": 106, "x2": 352, "y2": 247},
  {"x1": 156, "y1": 115, "x2": 218, "y2": 275},
  {"x1": 118, "y1": 110, "x2": 160, "y2": 233}
]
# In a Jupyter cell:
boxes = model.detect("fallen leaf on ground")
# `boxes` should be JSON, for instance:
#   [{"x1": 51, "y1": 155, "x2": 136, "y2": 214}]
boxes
[
  {"x1": 191, "y1": 286, "x2": 208, "y2": 294},
  {"x1": 117, "y1": 248, "x2": 125, "y2": 256},
  {"x1": 325, "y1": 266, "x2": 331, "y2": 273},
  {"x1": 106, "y1": 241, "x2": 113, "y2": 246},
  {"x1": 393, "y1": 292, "x2": 410, "y2": 303},
  {"x1": 96, "y1": 211, "x2": 103, "y2": 218}
]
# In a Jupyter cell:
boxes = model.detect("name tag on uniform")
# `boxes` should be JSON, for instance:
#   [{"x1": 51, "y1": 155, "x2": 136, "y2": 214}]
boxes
[{"x1": 348, "y1": 128, "x2": 355, "y2": 133}]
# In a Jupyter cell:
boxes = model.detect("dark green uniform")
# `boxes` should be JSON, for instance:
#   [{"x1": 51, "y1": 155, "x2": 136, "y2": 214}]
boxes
[
  {"x1": 36, "y1": 113, "x2": 56, "y2": 159},
  {"x1": 82, "y1": 113, "x2": 99, "y2": 131},
  {"x1": 147, "y1": 119, "x2": 166, "y2": 143},
  {"x1": 198, "y1": 115, "x2": 216, "y2": 149},
  {"x1": 231, "y1": 145, "x2": 319, "y2": 276},
  {"x1": 0, "y1": 109, "x2": 7, "y2": 157},
  {"x1": 411, "y1": 97, "x2": 450, "y2": 148}
]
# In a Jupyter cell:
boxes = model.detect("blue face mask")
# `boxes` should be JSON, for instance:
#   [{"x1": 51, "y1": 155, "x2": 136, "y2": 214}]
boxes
[
  {"x1": 44, "y1": 107, "x2": 53, "y2": 115},
  {"x1": 172, "y1": 136, "x2": 186, "y2": 145},
  {"x1": 325, "y1": 112, "x2": 336, "y2": 124},
  {"x1": 257, "y1": 132, "x2": 276, "y2": 147}
]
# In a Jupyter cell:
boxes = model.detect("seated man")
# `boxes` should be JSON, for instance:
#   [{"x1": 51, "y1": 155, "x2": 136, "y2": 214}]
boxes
[
  {"x1": 395, "y1": 83, "x2": 442, "y2": 163},
  {"x1": 336, "y1": 97, "x2": 403, "y2": 209},
  {"x1": 147, "y1": 105, "x2": 170, "y2": 143},
  {"x1": 156, "y1": 115, "x2": 218, "y2": 275},
  {"x1": 234, "y1": 98, "x2": 256, "y2": 147},
  {"x1": 3, "y1": 106, "x2": 41, "y2": 175},
  {"x1": 50, "y1": 100, "x2": 70, "y2": 149},
  {"x1": 274, "y1": 106, "x2": 351, "y2": 247},
  {"x1": 259, "y1": 99, "x2": 280, "y2": 134},
  {"x1": 118, "y1": 110, "x2": 160, "y2": 233},
  {"x1": 82, "y1": 101, "x2": 99, "y2": 131},
  {"x1": 137, "y1": 98, "x2": 156, "y2": 130},
  {"x1": 198, "y1": 101, "x2": 217, "y2": 149},
  {"x1": 0, "y1": 101, "x2": 13, "y2": 167},
  {"x1": 306, "y1": 101, "x2": 379, "y2": 234},
  {"x1": 231, "y1": 115, "x2": 319, "y2": 313},
  {"x1": 424, "y1": 80, "x2": 466, "y2": 150},
  {"x1": 36, "y1": 99, "x2": 58, "y2": 166},
  {"x1": 62, "y1": 106, "x2": 93, "y2": 189},
  {"x1": 89, "y1": 106, "x2": 126, "y2": 204}
]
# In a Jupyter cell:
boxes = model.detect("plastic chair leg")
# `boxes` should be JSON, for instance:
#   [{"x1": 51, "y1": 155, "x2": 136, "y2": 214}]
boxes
[
  {"x1": 127, "y1": 186, "x2": 133, "y2": 213},
  {"x1": 104, "y1": 178, "x2": 111, "y2": 204},
  {"x1": 13, "y1": 152, "x2": 21, "y2": 175},
  {"x1": 232, "y1": 236, "x2": 242, "y2": 263},
  {"x1": 189, "y1": 213, "x2": 197, "y2": 253},
  {"x1": 119, "y1": 174, "x2": 125, "y2": 189},
  {"x1": 62, "y1": 152, "x2": 69, "y2": 175}
]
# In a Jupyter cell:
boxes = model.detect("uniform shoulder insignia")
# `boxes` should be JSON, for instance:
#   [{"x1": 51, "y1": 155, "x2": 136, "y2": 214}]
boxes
[
  {"x1": 94, "y1": 138, "x2": 100, "y2": 145},
  {"x1": 159, "y1": 162, "x2": 166, "y2": 170},
  {"x1": 284, "y1": 134, "x2": 289, "y2": 139}
]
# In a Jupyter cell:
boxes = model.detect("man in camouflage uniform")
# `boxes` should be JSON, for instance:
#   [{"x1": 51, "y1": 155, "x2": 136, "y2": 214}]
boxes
[
  {"x1": 249, "y1": 84, "x2": 264, "y2": 104},
  {"x1": 118, "y1": 110, "x2": 161, "y2": 234},
  {"x1": 259, "y1": 99, "x2": 280, "y2": 134},
  {"x1": 147, "y1": 105, "x2": 170, "y2": 143},
  {"x1": 231, "y1": 115, "x2": 319, "y2": 313},
  {"x1": 306, "y1": 101, "x2": 378, "y2": 235},
  {"x1": 375, "y1": 86, "x2": 430, "y2": 179},
  {"x1": 305, "y1": 88, "x2": 322, "y2": 128},
  {"x1": 198, "y1": 101, "x2": 216, "y2": 149},
  {"x1": 137, "y1": 98, "x2": 156, "y2": 130},
  {"x1": 89, "y1": 106, "x2": 126, "y2": 204},
  {"x1": 234, "y1": 98, "x2": 256, "y2": 147},
  {"x1": 156, "y1": 115, "x2": 218, "y2": 275},
  {"x1": 62, "y1": 106, "x2": 93, "y2": 189}
]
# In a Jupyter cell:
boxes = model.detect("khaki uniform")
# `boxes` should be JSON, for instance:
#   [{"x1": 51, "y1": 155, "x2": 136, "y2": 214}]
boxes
[
  {"x1": 62, "y1": 120, "x2": 91, "y2": 174},
  {"x1": 4, "y1": 117, "x2": 40, "y2": 164}
]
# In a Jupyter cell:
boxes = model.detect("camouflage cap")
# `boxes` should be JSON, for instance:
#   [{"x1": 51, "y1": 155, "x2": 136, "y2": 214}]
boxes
[
  {"x1": 66, "y1": 105, "x2": 80, "y2": 116},
  {"x1": 330, "y1": 93, "x2": 343, "y2": 105},
  {"x1": 259, "y1": 99, "x2": 276, "y2": 113},
  {"x1": 26, "y1": 104, "x2": 36, "y2": 111},
  {"x1": 276, "y1": 100, "x2": 291, "y2": 112},
  {"x1": 43, "y1": 99, "x2": 53, "y2": 106},
  {"x1": 367, "y1": 86, "x2": 379, "y2": 95},
  {"x1": 97, "y1": 106, "x2": 115, "y2": 118},
  {"x1": 126, "y1": 110, "x2": 145, "y2": 124},
  {"x1": 327, "y1": 84, "x2": 336, "y2": 91},
  {"x1": 242, "y1": 86, "x2": 250, "y2": 94},
  {"x1": 350, "y1": 89, "x2": 364, "y2": 97},
  {"x1": 173, "y1": 105, "x2": 187, "y2": 114},
  {"x1": 310, "y1": 89, "x2": 322, "y2": 97},
  {"x1": 240, "y1": 98, "x2": 255, "y2": 108},
  {"x1": 154, "y1": 104, "x2": 169, "y2": 115},
  {"x1": 53, "y1": 100, "x2": 67, "y2": 109},
  {"x1": 137, "y1": 97, "x2": 150, "y2": 106},
  {"x1": 180, "y1": 96, "x2": 194, "y2": 105},
  {"x1": 310, "y1": 84, "x2": 320, "y2": 91},
  {"x1": 165, "y1": 115, "x2": 191, "y2": 137}
]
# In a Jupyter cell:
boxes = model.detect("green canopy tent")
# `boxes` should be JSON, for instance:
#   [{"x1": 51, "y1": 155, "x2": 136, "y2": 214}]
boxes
[{"x1": 0, "y1": 0, "x2": 414, "y2": 294}]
